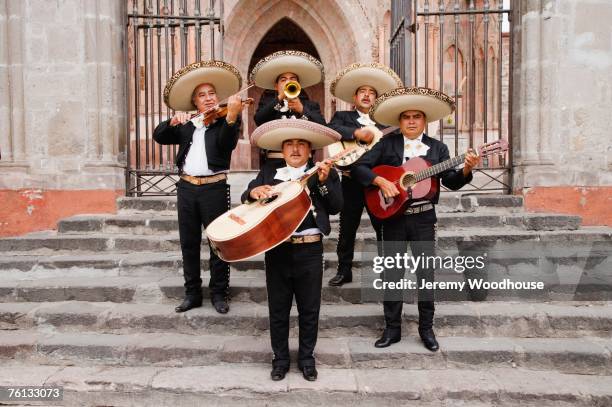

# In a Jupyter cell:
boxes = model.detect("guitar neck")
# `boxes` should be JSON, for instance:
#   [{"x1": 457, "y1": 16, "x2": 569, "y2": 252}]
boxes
[
  {"x1": 415, "y1": 154, "x2": 466, "y2": 182},
  {"x1": 298, "y1": 147, "x2": 354, "y2": 185}
]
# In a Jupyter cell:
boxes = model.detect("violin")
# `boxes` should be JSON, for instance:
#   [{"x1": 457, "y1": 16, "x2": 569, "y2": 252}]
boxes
[{"x1": 195, "y1": 97, "x2": 254, "y2": 126}]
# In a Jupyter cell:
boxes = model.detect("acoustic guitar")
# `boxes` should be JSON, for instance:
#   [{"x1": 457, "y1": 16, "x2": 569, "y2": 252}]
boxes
[
  {"x1": 206, "y1": 148, "x2": 356, "y2": 262},
  {"x1": 364, "y1": 139, "x2": 509, "y2": 219},
  {"x1": 327, "y1": 125, "x2": 398, "y2": 169}
]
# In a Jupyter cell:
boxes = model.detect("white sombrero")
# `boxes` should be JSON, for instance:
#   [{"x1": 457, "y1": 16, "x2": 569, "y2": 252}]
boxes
[
  {"x1": 249, "y1": 51, "x2": 324, "y2": 90},
  {"x1": 330, "y1": 63, "x2": 403, "y2": 104},
  {"x1": 250, "y1": 119, "x2": 341, "y2": 151},
  {"x1": 163, "y1": 60, "x2": 242, "y2": 111},
  {"x1": 370, "y1": 87, "x2": 455, "y2": 126}
]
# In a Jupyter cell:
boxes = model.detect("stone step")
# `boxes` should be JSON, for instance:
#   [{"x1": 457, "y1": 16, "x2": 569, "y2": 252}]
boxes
[
  {"x1": 56, "y1": 211, "x2": 581, "y2": 234},
  {"x1": 2, "y1": 227, "x2": 608, "y2": 254},
  {"x1": 2, "y1": 270, "x2": 612, "y2": 304},
  {"x1": 2, "y1": 301, "x2": 611, "y2": 338},
  {"x1": 116, "y1": 193, "x2": 525, "y2": 213},
  {"x1": 2, "y1": 364, "x2": 610, "y2": 407},
  {"x1": 1, "y1": 330, "x2": 610, "y2": 375},
  {"x1": 3, "y1": 244, "x2": 608, "y2": 277}
]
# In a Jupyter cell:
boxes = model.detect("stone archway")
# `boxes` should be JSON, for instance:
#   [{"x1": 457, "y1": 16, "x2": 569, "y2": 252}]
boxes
[
  {"x1": 224, "y1": 0, "x2": 367, "y2": 169},
  {"x1": 245, "y1": 18, "x2": 324, "y2": 168}
]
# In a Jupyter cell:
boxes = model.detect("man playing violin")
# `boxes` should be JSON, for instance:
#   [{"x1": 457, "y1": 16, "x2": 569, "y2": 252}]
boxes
[{"x1": 153, "y1": 61, "x2": 243, "y2": 314}]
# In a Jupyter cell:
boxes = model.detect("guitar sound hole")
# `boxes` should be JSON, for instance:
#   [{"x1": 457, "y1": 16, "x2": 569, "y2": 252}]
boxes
[
  {"x1": 261, "y1": 194, "x2": 279, "y2": 205},
  {"x1": 400, "y1": 173, "x2": 416, "y2": 190}
]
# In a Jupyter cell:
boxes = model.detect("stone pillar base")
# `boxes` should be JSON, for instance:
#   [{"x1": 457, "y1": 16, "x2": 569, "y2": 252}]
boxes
[{"x1": 520, "y1": 186, "x2": 612, "y2": 226}]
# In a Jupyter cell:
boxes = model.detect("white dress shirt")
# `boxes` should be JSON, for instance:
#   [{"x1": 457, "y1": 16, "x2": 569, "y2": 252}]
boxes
[
  {"x1": 356, "y1": 110, "x2": 377, "y2": 127},
  {"x1": 403, "y1": 133, "x2": 430, "y2": 160},
  {"x1": 182, "y1": 126, "x2": 215, "y2": 176}
]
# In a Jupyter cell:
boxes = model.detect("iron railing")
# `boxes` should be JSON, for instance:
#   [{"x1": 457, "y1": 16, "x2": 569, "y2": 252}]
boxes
[
  {"x1": 125, "y1": 0, "x2": 224, "y2": 196},
  {"x1": 391, "y1": 0, "x2": 512, "y2": 193}
]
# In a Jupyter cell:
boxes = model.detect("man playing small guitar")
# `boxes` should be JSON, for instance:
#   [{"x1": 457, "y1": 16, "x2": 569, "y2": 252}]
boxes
[
  {"x1": 327, "y1": 63, "x2": 403, "y2": 287},
  {"x1": 352, "y1": 87, "x2": 480, "y2": 352}
]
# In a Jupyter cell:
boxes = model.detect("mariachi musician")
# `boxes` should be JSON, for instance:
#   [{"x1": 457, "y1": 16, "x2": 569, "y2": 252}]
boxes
[
  {"x1": 250, "y1": 50, "x2": 327, "y2": 169},
  {"x1": 327, "y1": 63, "x2": 403, "y2": 287},
  {"x1": 242, "y1": 120, "x2": 343, "y2": 382},
  {"x1": 153, "y1": 61, "x2": 243, "y2": 314},
  {"x1": 351, "y1": 87, "x2": 480, "y2": 351}
]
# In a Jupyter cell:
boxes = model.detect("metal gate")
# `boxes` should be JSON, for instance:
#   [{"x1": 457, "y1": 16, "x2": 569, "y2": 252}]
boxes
[
  {"x1": 125, "y1": 0, "x2": 224, "y2": 196},
  {"x1": 390, "y1": 0, "x2": 513, "y2": 193}
]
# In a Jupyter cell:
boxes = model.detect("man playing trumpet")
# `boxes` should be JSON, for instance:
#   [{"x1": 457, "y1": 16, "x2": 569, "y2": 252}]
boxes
[{"x1": 250, "y1": 51, "x2": 327, "y2": 168}]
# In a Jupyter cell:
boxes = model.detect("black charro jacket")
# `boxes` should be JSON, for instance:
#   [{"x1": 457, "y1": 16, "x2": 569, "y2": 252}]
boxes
[{"x1": 152, "y1": 117, "x2": 241, "y2": 174}]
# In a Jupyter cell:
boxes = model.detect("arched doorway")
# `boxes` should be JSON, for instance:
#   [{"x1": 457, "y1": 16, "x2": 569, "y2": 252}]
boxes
[
  {"x1": 246, "y1": 18, "x2": 324, "y2": 168},
  {"x1": 224, "y1": 0, "x2": 364, "y2": 170}
]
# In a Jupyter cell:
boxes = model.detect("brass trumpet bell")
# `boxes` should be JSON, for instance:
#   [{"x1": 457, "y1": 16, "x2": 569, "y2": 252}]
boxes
[{"x1": 283, "y1": 81, "x2": 301, "y2": 99}]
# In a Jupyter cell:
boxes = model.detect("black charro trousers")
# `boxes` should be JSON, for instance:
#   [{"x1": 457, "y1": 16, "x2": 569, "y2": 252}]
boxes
[
  {"x1": 264, "y1": 241, "x2": 324, "y2": 369},
  {"x1": 379, "y1": 209, "x2": 437, "y2": 335},
  {"x1": 336, "y1": 175, "x2": 381, "y2": 272},
  {"x1": 176, "y1": 179, "x2": 230, "y2": 300}
]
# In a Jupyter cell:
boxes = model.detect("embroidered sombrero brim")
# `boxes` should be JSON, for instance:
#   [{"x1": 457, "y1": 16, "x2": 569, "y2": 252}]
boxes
[
  {"x1": 164, "y1": 60, "x2": 242, "y2": 111},
  {"x1": 249, "y1": 51, "x2": 324, "y2": 90},
  {"x1": 330, "y1": 63, "x2": 403, "y2": 104},
  {"x1": 370, "y1": 87, "x2": 455, "y2": 126},
  {"x1": 250, "y1": 119, "x2": 341, "y2": 151}
]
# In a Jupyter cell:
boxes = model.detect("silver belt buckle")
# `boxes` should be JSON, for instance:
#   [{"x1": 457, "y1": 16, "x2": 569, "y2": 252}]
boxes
[{"x1": 405, "y1": 203, "x2": 431, "y2": 215}]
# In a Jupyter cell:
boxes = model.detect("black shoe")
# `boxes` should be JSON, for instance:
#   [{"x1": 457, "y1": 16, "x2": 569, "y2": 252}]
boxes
[
  {"x1": 328, "y1": 273, "x2": 352, "y2": 287},
  {"x1": 175, "y1": 297, "x2": 202, "y2": 313},
  {"x1": 212, "y1": 298, "x2": 229, "y2": 314},
  {"x1": 300, "y1": 366, "x2": 318, "y2": 381},
  {"x1": 374, "y1": 331, "x2": 401, "y2": 348},
  {"x1": 419, "y1": 328, "x2": 439, "y2": 352},
  {"x1": 270, "y1": 366, "x2": 288, "y2": 381}
]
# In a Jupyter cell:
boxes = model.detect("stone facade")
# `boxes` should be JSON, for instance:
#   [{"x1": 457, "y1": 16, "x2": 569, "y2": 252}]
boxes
[
  {"x1": 511, "y1": 0, "x2": 612, "y2": 224},
  {"x1": 0, "y1": 0, "x2": 611, "y2": 237},
  {"x1": 0, "y1": 0, "x2": 126, "y2": 236}
]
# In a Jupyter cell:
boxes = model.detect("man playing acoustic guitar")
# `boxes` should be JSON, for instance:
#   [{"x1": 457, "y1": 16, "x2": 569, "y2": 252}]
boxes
[
  {"x1": 352, "y1": 87, "x2": 480, "y2": 352},
  {"x1": 242, "y1": 121, "x2": 343, "y2": 382}
]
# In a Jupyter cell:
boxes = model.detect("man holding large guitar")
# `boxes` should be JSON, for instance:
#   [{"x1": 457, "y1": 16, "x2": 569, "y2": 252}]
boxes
[
  {"x1": 352, "y1": 87, "x2": 480, "y2": 352},
  {"x1": 327, "y1": 63, "x2": 403, "y2": 287},
  {"x1": 241, "y1": 121, "x2": 343, "y2": 382}
]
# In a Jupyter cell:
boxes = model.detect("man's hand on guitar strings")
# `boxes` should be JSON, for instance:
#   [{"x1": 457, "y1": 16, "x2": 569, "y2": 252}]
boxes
[
  {"x1": 373, "y1": 176, "x2": 400, "y2": 198},
  {"x1": 250, "y1": 185, "x2": 274, "y2": 200},
  {"x1": 316, "y1": 159, "x2": 333, "y2": 183},
  {"x1": 354, "y1": 128, "x2": 374, "y2": 144}
]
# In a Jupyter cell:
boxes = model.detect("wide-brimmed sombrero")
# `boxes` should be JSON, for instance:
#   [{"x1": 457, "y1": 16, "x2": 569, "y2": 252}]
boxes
[
  {"x1": 369, "y1": 87, "x2": 455, "y2": 126},
  {"x1": 330, "y1": 63, "x2": 403, "y2": 104},
  {"x1": 163, "y1": 60, "x2": 242, "y2": 111},
  {"x1": 251, "y1": 119, "x2": 340, "y2": 151},
  {"x1": 249, "y1": 51, "x2": 324, "y2": 90}
]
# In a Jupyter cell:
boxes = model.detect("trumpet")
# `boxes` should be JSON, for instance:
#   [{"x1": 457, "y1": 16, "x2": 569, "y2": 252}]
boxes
[{"x1": 283, "y1": 81, "x2": 301, "y2": 99}]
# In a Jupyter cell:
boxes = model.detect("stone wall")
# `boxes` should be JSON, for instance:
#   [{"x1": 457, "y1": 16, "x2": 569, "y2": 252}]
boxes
[
  {"x1": 0, "y1": 0, "x2": 126, "y2": 236},
  {"x1": 512, "y1": 0, "x2": 612, "y2": 225}
]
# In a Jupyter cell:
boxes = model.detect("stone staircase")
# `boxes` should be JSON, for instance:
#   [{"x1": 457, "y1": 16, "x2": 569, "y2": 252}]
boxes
[{"x1": 1, "y1": 194, "x2": 611, "y2": 406}]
